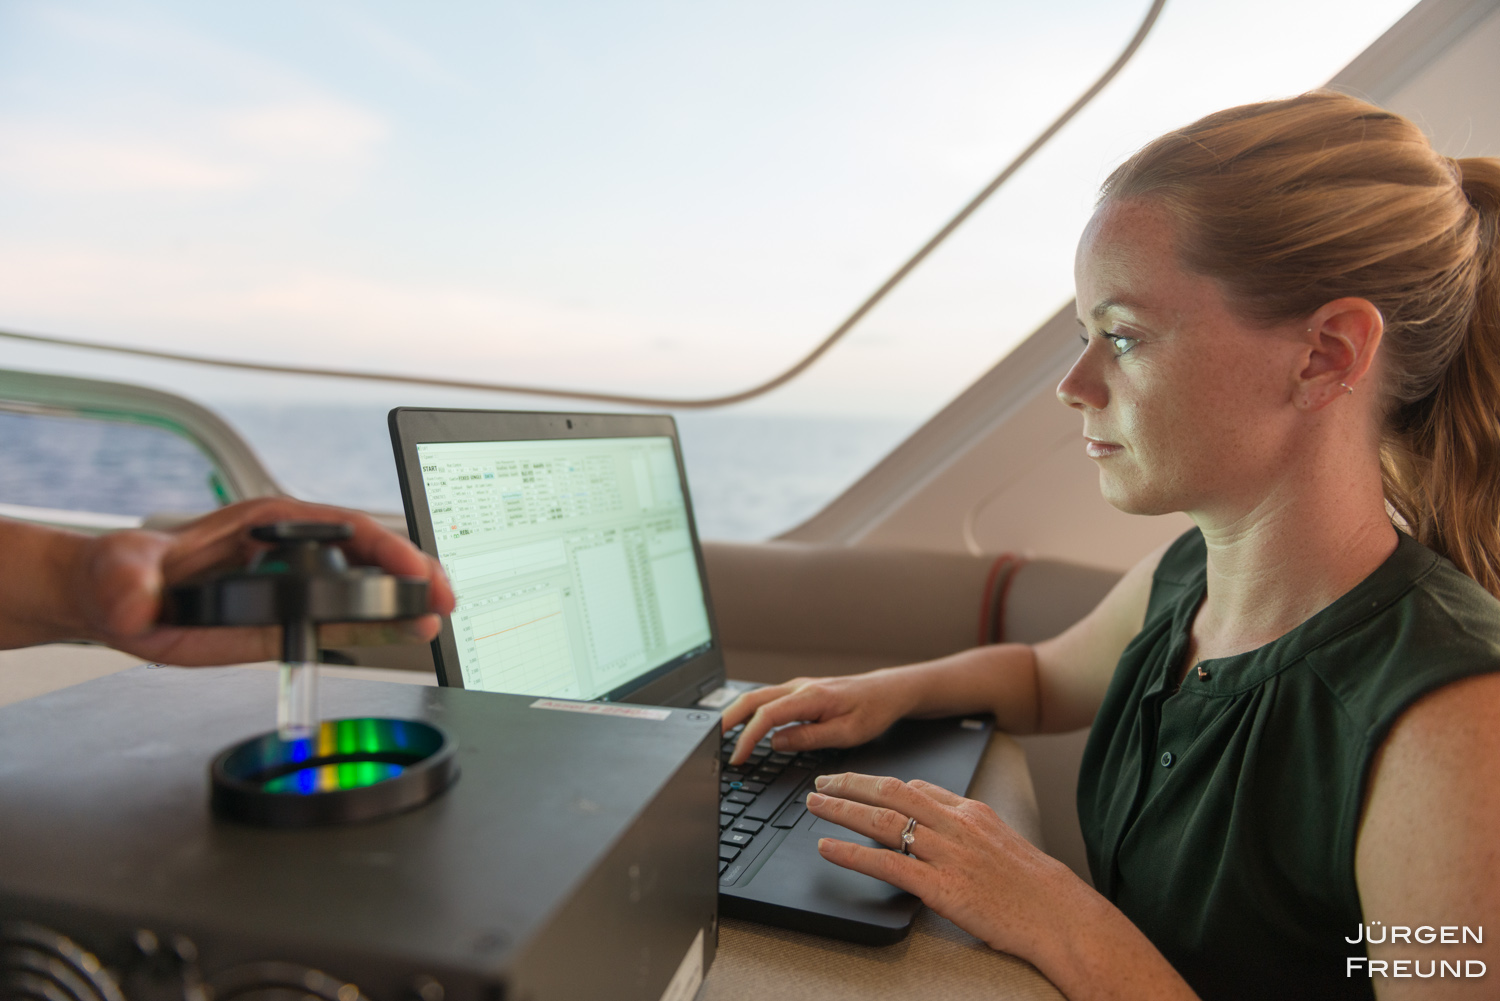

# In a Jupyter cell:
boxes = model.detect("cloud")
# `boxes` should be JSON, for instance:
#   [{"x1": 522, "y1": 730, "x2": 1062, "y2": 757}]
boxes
[
  {"x1": 1, "y1": 6, "x2": 389, "y2": 195},
  {"x1": 0, "y1": 94, "x2": 387, "y2": 196},
  {"x1": 0, "y1": 126, "x2": 252, "y2": 192},
  {"x1": 325, "y1": 7, "x2": 466, "y2": 91},
  {"x1": 221, "y1": 98, "x2": 388, "y2": 162}
]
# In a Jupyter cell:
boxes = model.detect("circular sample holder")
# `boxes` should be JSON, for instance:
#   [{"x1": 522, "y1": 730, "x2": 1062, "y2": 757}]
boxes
[{"x1": 211, "y1": 717, "x2": 458, "y2": 828}]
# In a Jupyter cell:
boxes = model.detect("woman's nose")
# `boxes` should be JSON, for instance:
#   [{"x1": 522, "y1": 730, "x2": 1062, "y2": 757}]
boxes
[{"x1": 1057, "y1": 345, "x2": 1108, "y2": 411}]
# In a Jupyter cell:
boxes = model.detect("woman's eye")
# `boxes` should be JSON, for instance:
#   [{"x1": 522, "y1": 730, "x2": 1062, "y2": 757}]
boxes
[{"x1": 1078, "y1": 330, "x2": 1138, "y2": 354}]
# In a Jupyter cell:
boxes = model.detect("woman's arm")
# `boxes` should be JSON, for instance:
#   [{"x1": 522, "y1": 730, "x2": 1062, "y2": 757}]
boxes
[
  {"x1": 1356, "y1": 672, "x2": 1500, "y2": 999},
  {"x1": 0, "y1": 498, "x2": 454, "y2": 664},
  {"x1": 721, "y1": 537, "x2": 1170, "y2": 764}
]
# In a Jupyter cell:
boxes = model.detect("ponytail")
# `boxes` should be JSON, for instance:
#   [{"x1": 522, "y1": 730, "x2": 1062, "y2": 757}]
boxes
[{"x1": 1383, "y1": 157, "x2": 1500, "y2": 598}]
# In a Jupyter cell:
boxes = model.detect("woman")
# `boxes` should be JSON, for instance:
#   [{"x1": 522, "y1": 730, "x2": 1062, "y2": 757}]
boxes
[{"x1": 721, "y1": 92, "x2": 1500, "y2": 1000}]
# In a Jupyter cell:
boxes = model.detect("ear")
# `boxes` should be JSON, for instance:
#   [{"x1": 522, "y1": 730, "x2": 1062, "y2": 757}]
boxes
[{"x1": 1294, "y1": 298, "x2": 1383, "y2": 411}]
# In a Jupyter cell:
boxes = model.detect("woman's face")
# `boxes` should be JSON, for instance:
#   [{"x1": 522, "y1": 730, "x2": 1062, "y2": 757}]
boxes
[{"x1": 1061, "y1": 198, "x2": 1307, "y2": 520}]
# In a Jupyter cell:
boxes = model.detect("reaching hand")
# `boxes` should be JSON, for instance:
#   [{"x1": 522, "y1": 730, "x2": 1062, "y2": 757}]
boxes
[
  {"x1": 719, "y1": 670, "x2": 918, "y2": 767},
  {"x1": 67, "y1": 497, "x2": 454, "y2": 665}
]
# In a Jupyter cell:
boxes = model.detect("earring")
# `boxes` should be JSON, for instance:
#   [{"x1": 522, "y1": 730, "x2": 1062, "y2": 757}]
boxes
[{"x1": 1340, "y1": 382, "x2": 1354, "y2": 395}]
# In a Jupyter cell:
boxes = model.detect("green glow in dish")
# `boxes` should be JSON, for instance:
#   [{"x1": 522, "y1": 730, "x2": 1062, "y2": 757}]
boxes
[{"x1": 262, "y1": 760, "x2": 406, "y2": 793}]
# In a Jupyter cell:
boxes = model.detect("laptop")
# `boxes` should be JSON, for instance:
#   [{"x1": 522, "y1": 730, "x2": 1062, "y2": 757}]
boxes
[{"x1": 388, "y1": 407, "x2": 994, "y2": 944}]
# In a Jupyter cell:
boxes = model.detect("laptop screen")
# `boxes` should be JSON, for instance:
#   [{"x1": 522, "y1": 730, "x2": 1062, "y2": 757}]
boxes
[{"x1": 413, "y1": 434, "x2": 714, "y2": 700}]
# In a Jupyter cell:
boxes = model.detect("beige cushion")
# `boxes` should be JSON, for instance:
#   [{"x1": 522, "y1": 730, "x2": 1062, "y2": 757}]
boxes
[
  {"x1": 703, "y1": 541, "x2": 1002, "y2": 662},
  {"x1": 1000, "y1": 559, "x2": 1121, "y2": 646},
  {"x1": 702, "y1": 541, "x2": 1120, "y2": 690}
]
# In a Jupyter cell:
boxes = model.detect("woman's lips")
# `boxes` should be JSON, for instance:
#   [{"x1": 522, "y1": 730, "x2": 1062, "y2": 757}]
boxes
[{"x1": 1085, "y1": 437, "x2": 1123, "y2": 458}]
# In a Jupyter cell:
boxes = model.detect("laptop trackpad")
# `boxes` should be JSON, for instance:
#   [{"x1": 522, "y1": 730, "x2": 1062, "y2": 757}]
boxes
[{"x1": 740, "y1": 826, "x2": 916, "y2": 933}]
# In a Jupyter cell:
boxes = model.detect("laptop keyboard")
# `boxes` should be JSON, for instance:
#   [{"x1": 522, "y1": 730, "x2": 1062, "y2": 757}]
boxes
[{"x1": 716, "y1": 723, "x2": 846, "y2": 886}]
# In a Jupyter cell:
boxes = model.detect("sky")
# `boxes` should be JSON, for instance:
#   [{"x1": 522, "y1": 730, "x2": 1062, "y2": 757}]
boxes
[{"x1": 0, "y1": 0, "x2": 1417, "y2": 420}]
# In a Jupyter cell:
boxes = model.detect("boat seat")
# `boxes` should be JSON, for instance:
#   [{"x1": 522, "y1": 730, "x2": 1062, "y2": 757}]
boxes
[
  {"x1": 703, "y1": 541, "x2": 1006, "y2": 683},
  {"x1": 702, "y1": 539, "x2": 1119, "y2": 682}
]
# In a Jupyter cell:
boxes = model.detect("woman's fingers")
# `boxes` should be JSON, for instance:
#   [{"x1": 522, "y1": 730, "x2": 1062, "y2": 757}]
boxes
[
  {"x1": 815, "y1": 838, "x2": 931, "y2": 897},
  {"x1": 908, "y1": 778, "x2": 966, "y2": 807},
  {"x1": 720, "y1": 682, "x2": 796, "y2": 733},
  {"x1": 809, "y1": 772, "x2": 1073, "y2": 961},
  {"x1": 811, "y1": 772, "x2": 952, "y2": 832},
  {"x1": 770, "y1": 717, "x2": 860, "y2": 752},
  {"x1": 803, "y1": 776, "x2": 970, "y2": 854},
  {"x1": 721, "y1": 670, "x2": 916, "y2": 766},
  {"x1": 805, "y1": 789, "x2": 942, "y2": 857},
  {"x1": 730, "y1": 685, "x2": 833, "y2": 764}
]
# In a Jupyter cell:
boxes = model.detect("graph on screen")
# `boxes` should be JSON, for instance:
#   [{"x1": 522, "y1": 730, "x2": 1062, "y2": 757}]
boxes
[{"x1": 457, "y1": 588, "x2": 575, "y2": 695}]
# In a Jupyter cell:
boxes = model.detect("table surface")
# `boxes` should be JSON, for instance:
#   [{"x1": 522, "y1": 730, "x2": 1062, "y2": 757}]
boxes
[{"x1": 0, "y1": 644, "x2": 1063, "y2": 1000}]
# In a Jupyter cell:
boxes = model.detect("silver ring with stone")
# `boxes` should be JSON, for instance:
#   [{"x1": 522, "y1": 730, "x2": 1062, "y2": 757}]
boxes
[{"x1": 900, "y1": 816, "x2": 918, "y2": 855}]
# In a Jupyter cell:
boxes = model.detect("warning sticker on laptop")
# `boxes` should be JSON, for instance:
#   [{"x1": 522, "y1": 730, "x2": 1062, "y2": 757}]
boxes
[{"x1": 530, "y1": 698, "x2": 672, "y2": 721}]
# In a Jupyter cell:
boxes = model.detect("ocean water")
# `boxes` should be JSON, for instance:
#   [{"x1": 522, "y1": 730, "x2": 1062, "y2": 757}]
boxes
[
  {"x1": 0, "y1": 403, "x2": 915, "y2": 541},
  {"x1": 0, "y1": 410, "x2": 222, "y2": 514}
]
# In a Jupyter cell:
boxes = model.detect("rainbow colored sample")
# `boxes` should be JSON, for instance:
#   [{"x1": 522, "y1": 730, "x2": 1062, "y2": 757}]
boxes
[{"x1": 218, "y1": 717, "x2": 445, "y2": 795}]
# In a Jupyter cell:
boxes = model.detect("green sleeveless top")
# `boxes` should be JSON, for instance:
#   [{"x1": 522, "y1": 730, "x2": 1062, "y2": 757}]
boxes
[{"x1": 1078, "y1": 527, "x2": 1500, "y2": 1001}]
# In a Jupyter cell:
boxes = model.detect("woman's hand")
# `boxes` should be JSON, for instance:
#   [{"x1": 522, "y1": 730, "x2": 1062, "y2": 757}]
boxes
[
  {"x1": 808, "y1": 771, "x2": 1202, "y2": 1000},
  {"x1": 805, "y1": 771, "x2": 1076, "y2": 958},
  {"x1": 55, "y1": 497, "x2": 454, "y2": 665},
  {"x1": 719, "y1": 670, "x2": 919, "y2": 767}
]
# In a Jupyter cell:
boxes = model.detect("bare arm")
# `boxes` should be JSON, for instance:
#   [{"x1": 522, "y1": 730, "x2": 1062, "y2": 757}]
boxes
[
  {"x1": 1357, "y1": 672, "x2": 1500, "y2": 999},
  {"x1": 0, "y1": 517, "x2": 90, "y2": 650},
  {"x1": 0, "y1": 499, "x2": 454, "y2": 664},
  {"x1": 722, "y1": 538, "x2": 1170, "y2": 763}
]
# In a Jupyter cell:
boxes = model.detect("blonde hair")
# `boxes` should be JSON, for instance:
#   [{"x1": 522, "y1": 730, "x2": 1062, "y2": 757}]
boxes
[{"x1": 1100, "y1": 91, "x2": 1500, "y2": 598}]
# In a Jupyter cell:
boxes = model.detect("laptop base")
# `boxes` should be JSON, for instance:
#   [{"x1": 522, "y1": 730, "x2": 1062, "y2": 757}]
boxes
[{"x1": 716, "y1": 715, "x2": 993, "y2": 945}]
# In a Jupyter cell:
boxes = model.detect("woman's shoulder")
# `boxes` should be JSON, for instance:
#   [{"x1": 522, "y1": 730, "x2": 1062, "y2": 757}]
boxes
[
  {"x1": 1408, "y1": 537, "x2": 1500, "y2": 636},
  {"x1": 1308, "y1": 531, "x2": 1500, "y2": 738},
  {"x1": 1353, "y1": 670, "x2": 1500, "y2": 942},
  {"x1": 1375, "y1": 532, "x2": 1499, "y2": 665}
]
